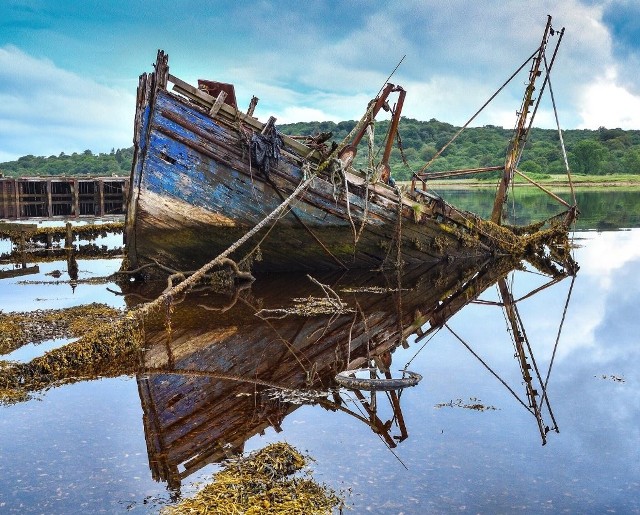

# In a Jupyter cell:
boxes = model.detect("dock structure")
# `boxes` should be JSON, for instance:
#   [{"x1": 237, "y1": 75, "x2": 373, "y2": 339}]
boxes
[{"x1": 0, "y1": 176, "x2": 129, "y2": 220}]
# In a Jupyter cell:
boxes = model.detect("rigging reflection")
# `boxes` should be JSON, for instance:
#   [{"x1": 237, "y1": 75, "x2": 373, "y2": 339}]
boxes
[{"x1": 132, "y1": 247, "x2": 577, "y2": 491}]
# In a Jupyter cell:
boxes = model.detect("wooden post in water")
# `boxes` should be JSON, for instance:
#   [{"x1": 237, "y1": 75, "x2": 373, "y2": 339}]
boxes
[
  {"x1": 19, "y1": 230, "x2": 27, "y2": 268},
  {"x1": 98, "y1": 179, "x2": 105, "y2": 217},
  {"x1": 46, "y1": 179, "x2": 53, "y2": 218},
  {"x1": 65, "y1": 222, "x2": 73, "y2": 249},
  {"x1": 71, "y1": 179, "x2": 80, "y2": 218}
]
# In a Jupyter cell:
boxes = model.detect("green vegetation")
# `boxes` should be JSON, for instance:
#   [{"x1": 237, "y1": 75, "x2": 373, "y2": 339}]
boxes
[
  {"x1": 0, "y1": 148, "x2": 133, "y2": 177},
  {"x1": 1, "y1": 120, "x2": 639, "y2": 182},
  {"x1": 282, "y1": 119, "x2": 640, "y2": 182},
  {"x1": 429, "y1": 187, "x2": 640, "y2": 230}
]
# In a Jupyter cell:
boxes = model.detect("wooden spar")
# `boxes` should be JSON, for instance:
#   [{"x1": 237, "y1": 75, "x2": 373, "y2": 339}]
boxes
[
  {"x1": 412, "y1": 166, "x2": 505, "y2": 190},
  {"x1": 208, "y1": 90, "x2": 228, "y2": 117},
  {"x1": 514, "y1": 169, "x2": 571, "y2": 208},
  {"x1": 491, "y1": 15, "x2": 555, "y2": 224},
  {"x1": 379, "y1": 86, "x2": 406, "y2": 182},
  {"x1": 336, "y1": 83, "x2": 406, "y2": 172}
]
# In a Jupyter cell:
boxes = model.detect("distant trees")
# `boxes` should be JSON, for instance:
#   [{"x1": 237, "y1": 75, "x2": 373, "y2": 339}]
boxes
[
  {"x1": 569, "y1": 140, "x2": 607, "y2": 175},
  {"x1": 623, "y1": 149, "x2": 640, "y2": 174},
  {"x1": 280, "y1": 119, "x2": 640, "y2": 181},
  {"x1": 0, "y1": 148, "x2": 132, "y2": 177},
  {"x1": 1, "y1": 121, "x2": 638, "y2": 180}
]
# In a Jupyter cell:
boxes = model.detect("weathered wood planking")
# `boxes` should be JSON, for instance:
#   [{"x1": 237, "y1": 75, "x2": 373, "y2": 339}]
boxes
[
  {"x1": 0, "y1": 177, "x2": 129, "y2": 220},
  {"x1": 128, "y1": 81, "x2": 480, "y2": 272}
]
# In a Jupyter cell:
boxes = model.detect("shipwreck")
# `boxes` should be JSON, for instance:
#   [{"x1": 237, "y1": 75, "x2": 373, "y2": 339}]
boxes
[{"x1": 124, "y1": 15, "x2": 576, "y2": 276}]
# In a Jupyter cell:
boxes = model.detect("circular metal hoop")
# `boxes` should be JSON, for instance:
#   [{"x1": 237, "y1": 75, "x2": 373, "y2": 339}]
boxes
[{"x1": 335, "y1": 368, "x2": 422, "y2": 391}]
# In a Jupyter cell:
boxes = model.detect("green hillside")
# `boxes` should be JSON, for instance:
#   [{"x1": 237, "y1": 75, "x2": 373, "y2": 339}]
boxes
[
  {"x1": 281, "y1": 119, "x2": 640, "y2": 181},
  {"x1": 1, "y1": 120, "x2": 639, "y2": 182},
  {"x1": 0, "y1": 148, "x2": 133, "y2": 178}
]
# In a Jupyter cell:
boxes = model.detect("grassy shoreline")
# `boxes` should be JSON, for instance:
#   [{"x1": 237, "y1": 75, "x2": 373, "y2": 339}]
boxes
[{"x1": 402, "y1": 174, "x2": 640, "y2": 189}]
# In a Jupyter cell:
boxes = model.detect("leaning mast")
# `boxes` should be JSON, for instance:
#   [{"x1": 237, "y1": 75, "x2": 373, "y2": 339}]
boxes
[{"x1": 491, "y1": 15, "x2": 560, "y2": 224}]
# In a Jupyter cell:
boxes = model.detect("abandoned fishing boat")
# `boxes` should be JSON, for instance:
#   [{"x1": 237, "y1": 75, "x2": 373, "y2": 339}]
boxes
[{"x1": 125, "y1": 15, "x2": 576, "y2": 275}]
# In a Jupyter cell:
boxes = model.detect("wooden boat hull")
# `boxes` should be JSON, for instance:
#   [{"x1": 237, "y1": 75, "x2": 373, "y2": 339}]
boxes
[{"x1": 124, "y1": 53, "x2": 517, "y2": 274}]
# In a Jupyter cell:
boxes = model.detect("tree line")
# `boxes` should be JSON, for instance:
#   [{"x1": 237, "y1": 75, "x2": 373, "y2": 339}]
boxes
[
  {"x1": 283, "y1": 119, "x2": 640, "y2": 181},
  {"x1": 1, "y1": 121, "x2": 639, "y2": 181},
  {"x1": 0, "y1": 148, "x2": 133, "y2": 178}
]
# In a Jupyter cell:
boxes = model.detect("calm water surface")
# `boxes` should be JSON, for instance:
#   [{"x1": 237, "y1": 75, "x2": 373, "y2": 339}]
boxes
[{"x1": 1, "y1": 190, "x2": 639, "y2": 514}]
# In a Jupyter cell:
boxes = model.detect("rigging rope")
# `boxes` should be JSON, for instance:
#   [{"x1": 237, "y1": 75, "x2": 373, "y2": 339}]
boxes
[
  {"x1": 445, "y1": 322, "x2": 533, "y2": 414},
  {"x1": 416, "y1": 48, "x2": 540, "y2": 175},
  {"x1": 544, "y1": 53, "x2": 577, "y2": 206},
  {"x1": 539, "y1": 274, "x2": 576, "y2": 410},
  {"x1": 403, "y1": 327, "x2": 442, "y2": 369}
]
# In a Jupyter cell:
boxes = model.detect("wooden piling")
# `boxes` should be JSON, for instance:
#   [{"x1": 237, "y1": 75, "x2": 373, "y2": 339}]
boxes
[
  {"x1": 98, "y1": 179, "x2": 104, "y2": 217},
  {"x1": 72, "y1": 179, "x2": 79, "y2": 217},
  {"x1": 46, "y1": 179, "x2": 53, "y2": 218},
  {"x1": 14, "y1": 180, "x2": 20, "y2": 220},
  {"x1": 0, "y1": 177, "x2": 128, "y2": 220},
  {"x1": 65, "y1": 222, "x2": 73, "y2": 248}
]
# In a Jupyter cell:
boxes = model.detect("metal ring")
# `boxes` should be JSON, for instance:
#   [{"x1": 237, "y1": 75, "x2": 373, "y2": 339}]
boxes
[{"x1": 335, "y1": 368, "x2": 422, "y2": 391}]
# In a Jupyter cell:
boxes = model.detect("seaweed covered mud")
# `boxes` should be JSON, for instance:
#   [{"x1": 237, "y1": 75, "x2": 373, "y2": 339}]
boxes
[{"x1": 162, "y1": 443, "x2": 343, "y2": 514}]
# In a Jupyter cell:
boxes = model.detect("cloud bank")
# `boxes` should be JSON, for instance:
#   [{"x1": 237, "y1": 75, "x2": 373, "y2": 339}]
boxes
[
  {"x1": 0, "y1": 45, "x2": 135, "y2": 162},
  {"x1": 1, "y1": 1, "x2": 639, "y2": 162}
]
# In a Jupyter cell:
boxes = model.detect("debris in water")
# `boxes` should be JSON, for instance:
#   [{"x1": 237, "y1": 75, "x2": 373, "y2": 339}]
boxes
[
  {"x1": 256, "y1": 296, "x2": 354, "y2": 319},
  {"x1": 340, "y1": 286, "x2": 408, "y2": 294},
  {"x1": 435, "y1": 397, "x2": 498, "y2": 412},
  {"x1": 596, "y1": 374, "x2": 625, "y2": 383}
]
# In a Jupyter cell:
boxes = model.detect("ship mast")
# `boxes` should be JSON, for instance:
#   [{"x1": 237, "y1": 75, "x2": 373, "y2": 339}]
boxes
[{"x1": 491, "y1": 15, "x2": 555, "y2": 224}]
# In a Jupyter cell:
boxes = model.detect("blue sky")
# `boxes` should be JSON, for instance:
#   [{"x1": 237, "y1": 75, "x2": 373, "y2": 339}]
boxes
[{"x1": 1, "y1": 0, "x2": 639, "y2": 162}]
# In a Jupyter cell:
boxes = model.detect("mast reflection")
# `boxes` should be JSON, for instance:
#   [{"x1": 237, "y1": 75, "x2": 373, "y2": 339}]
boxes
[{"x1": 134, "y1": 248, "x2": 577, "y2": 490}]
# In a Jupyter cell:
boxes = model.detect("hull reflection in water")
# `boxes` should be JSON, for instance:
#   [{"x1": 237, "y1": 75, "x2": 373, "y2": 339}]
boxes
[{"x1": 131, "y1": 250, "x2": 576, "y2": 491}]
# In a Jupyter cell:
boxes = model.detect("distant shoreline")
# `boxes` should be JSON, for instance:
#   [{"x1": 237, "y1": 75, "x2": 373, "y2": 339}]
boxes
[
  {"x1": 2, "y1": 172, "x2": 639, "y2": 189},
  {"x1": 401, "y1": 175, "x2": 640, "y2": 189}
]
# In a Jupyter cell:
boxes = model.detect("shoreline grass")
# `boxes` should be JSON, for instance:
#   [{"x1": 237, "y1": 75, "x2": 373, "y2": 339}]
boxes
[{"x1": 402, "y1": 174, "x2": 640, "y2": 189}]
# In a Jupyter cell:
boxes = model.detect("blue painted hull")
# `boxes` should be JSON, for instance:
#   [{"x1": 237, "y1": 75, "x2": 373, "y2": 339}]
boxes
[{"x1": 124, "y1": 52, "x2": 564, "y2": 275}]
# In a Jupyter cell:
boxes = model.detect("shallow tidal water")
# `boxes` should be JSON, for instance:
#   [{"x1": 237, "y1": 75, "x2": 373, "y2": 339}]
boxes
[{"x1": 1, "y1": 192, "x2": 639, "y2": 514}]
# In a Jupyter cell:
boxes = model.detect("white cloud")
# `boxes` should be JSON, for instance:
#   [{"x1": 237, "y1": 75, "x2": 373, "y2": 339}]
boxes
[
  {"x1": 275, "y1": 106, "x2": 335, "y2": 124},
  {"x1": 213, "y1": 0, "x2": 639, "y2": 129},
  {"x1": 552, "y1": 230, "x2": 640, "y2": 361},
  {"x1": 2, "y1": 0, "x2": 639, "y2": 164},
  {"x1": 578, "y1": 230, "x2": 640, "y2": 288},
  {"x1": 0, "y1": 45, "x2": 135, "y2": 161},
  {"x1": 578, "y1": 68, "x2": 640, "y2": 129}
]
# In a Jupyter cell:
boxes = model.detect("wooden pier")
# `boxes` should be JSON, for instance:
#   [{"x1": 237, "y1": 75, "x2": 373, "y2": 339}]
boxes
[{"x1": 0, "y1": 176, "x2": 129, "y2": 220}]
